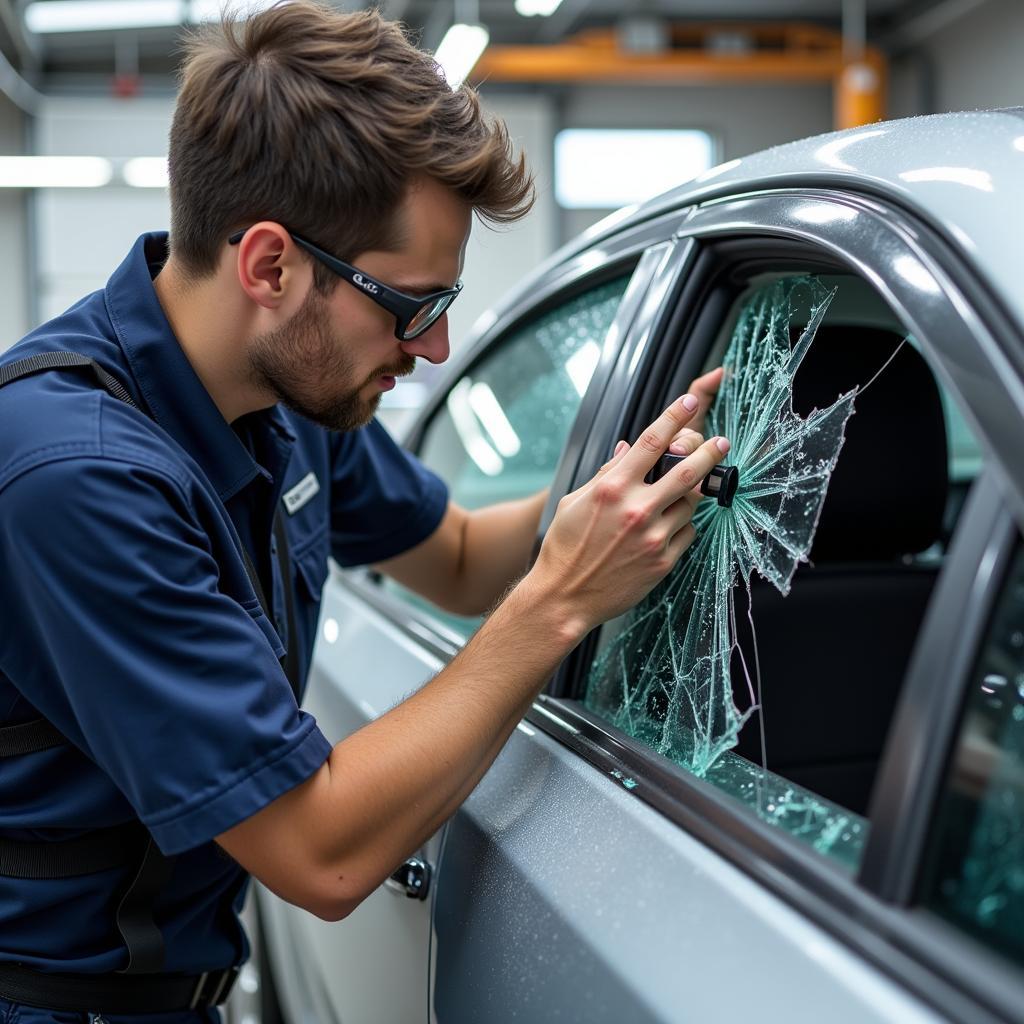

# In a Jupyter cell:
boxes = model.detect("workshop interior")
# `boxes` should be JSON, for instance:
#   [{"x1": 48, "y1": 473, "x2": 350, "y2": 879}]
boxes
[{"x1": 0, "y1": 2, "x2": 1022, "y2": 1023}]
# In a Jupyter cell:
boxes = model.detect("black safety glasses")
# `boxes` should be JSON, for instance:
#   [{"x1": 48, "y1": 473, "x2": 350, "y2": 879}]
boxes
[{"x1": 228, "y1": 228, "x2": 463, "y2": 341}]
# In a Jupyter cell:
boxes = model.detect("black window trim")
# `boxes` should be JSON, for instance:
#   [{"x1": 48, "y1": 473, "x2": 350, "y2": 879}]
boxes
[{"x1": 863, "y1": 481, "x2": 1018, "y2": 903}]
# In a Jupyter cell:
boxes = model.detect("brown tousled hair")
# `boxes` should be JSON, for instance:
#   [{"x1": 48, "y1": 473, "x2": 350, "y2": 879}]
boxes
[{"x1": 168, "y1": 1, "x2": 534, "y2": 291}]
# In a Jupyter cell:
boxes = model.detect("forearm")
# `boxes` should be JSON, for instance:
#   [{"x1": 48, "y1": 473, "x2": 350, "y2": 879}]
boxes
[
  {"x1": 452, "y1": 489, "x2": 548, "y2": 614},
  {"x1": 237, "y1": 568, "x2": 583, "y2": 918},
  {"x1": 221, "y1": 392, "x2": 725, "y2": 921}
]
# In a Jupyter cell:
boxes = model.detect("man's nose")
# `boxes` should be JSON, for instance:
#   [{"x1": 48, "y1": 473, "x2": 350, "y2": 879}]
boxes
[{"x1": 401, "y1": 315, "x2": 450, "y2": 365}]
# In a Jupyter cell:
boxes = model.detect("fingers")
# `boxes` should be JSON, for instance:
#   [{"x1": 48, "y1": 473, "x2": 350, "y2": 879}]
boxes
[
  {"x1": 651, "y1": 434, "x2": 730, "y2": 511},
  {"x1": 689, "y1": 366, "x2": 725, "y2": 413},
  {"x1": 592, "y1": 439, "x2": 630, "y2": 480},
  {"x1": 664, "y1": 521, "x2": 698, "y2": 566},
  {"x1": 618, "y1": 393, "x2": 701, "y2": 478},
  {"x1": 668, "y1": 428, "x2": 704, "y2": 457},
  {"x1": 661, "y1": 485, "x2": 703, "y2": 525}
]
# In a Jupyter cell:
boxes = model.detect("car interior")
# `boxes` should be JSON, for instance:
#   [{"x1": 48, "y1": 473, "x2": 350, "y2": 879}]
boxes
[
  {"x1": 731, "y1": 311, "x2": 950, "y2": 816},
  {"x1": 576, "y1": 257, "x2": 987, "y2": 870}
]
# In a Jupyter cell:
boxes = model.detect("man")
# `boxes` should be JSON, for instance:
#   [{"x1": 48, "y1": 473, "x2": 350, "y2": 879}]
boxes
[{"x1": 0, "y1": 2, "x2": 727, "y2": 1020}]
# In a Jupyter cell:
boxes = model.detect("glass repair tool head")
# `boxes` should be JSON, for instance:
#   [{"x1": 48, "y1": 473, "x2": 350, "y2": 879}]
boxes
[
  {"x1": 700, "y1": 465, "x2": 740, "y2": 507},
  {"x1": 654, "y1": 453, "x2": 740, "y2": 508}
]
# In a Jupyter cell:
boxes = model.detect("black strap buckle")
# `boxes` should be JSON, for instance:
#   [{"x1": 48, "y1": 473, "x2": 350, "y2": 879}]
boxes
[{"x1": 188, "y1": 967, "x2": 240, "y2": 1009}]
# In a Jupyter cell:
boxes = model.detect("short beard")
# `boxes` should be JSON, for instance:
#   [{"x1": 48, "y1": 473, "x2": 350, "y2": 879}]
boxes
[{"x1": 247, "y1": 290, "x2": 414, "y2": 433}]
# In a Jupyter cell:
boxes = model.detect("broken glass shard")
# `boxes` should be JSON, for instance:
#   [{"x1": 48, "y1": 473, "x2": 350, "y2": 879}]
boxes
[{"x1": 585, "y1": 276, "x2": 865, "y2": 865}]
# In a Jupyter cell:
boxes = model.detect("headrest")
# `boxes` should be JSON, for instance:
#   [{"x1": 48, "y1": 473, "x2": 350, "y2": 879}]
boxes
[{"x1": 790, "y1": 325, "x2": 948, "y2": 562}]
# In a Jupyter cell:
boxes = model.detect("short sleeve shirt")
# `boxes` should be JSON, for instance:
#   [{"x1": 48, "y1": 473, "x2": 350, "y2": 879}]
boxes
[{"x1": 0, "y1": 233, "x2": 448, "y2": 974}]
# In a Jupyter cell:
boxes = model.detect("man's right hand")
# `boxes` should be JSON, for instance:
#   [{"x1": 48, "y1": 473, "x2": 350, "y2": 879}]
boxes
[
  {"x1": 217, "y1": 394, "x2": 729, "y2": 923},
  {"x1": 529, "y1": 392, "x2": 731, "y2": 635}
]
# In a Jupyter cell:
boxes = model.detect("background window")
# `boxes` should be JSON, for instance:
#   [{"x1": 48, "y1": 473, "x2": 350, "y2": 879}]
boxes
[
  {"x1": 583, "y1": 270, "x2": 982, "y2": 871},
  {"x1": 554, "y1": 129, "x2": 714, "y2": 209},
  {"x1": 921, "y1": 541, "x2": 1024, "y2": 967}
]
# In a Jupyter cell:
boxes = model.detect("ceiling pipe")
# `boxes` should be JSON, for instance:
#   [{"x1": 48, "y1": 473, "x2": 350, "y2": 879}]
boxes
[
  {"x1": 837, "y1": 0, "x2": 885, "y2": 130},
  {"x1": 0, "y1": 49, "x2": 44, "y2": 114}
]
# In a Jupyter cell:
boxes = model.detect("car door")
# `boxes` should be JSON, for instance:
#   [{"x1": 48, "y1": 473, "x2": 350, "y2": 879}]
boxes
[
  {"x1": 425, "y1": 191, "x2": 1024, "y2": 1023},
  {"x1": 255, "y1": 220, "x2": 671, "y2": 1024}
]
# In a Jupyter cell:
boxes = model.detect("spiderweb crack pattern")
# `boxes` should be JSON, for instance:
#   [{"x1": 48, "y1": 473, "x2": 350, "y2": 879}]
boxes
[{"x1": 586, "y1": 276, "x2": 858, "y2": 799}]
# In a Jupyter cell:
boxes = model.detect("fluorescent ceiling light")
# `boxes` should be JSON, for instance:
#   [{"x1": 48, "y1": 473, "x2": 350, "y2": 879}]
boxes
[
  {"x1": 565, "y1": 341, "x2": 601, "y2": 397},
  {"x1": 434, "y1": 22, "x2": 489, "y2": 88},
  {"x1": 25, "y1": 0, "x2": 278, "y2": 34},
  {"x1": 447, "y1": 379, "x2": 502, "y2": 477},
  {"x1": 468, "y1": 382, "x2": 520, "y2": 457},
  {"x1": 0, "y1": 156, "x2": 112, "y2": 188},
  {"x1": 26, "y1": 1, "x2": 182, "y2": 33},
  {"x1": 554, "y1": 129, "x2": 714, "y2": 209},
  {"x1": 123, "y1": 157, "x2": 169, "y2": 188},
  {"x1": 514, "y1": 0, "x2": 564, "y2": 14}
]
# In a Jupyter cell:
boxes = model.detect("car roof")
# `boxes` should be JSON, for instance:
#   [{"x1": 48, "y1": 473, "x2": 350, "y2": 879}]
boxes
[{"x1": 539, "y1": 108, "x2": 1024, "y2": 334}]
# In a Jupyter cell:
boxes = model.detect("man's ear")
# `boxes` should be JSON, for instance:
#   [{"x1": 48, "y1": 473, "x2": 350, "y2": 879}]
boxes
[{"x1": 234, "y1": 222, "x2": 308, "y2": 309}]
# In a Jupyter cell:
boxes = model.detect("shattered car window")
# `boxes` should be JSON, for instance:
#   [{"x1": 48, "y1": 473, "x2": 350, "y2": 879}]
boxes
[
  {"x1": 585, "y1": 276, "x2": 871, "y2": 869},
  {"x1": 923, "y1": 543, "x2": 1024, "y2": 966}
]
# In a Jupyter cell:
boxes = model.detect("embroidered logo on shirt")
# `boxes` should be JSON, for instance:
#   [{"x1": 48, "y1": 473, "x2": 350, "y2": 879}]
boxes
[{"x1": 282, "y1": 471, "x2": 321, "y2": 515}]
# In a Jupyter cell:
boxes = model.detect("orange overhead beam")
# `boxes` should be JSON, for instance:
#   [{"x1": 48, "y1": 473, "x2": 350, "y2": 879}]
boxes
[
  {"x1": 469, "y1": 23, "x2": 887, "y2": 129},
  {"x1": 474, "y1": 47, "x2": 846, "y2": 84}
]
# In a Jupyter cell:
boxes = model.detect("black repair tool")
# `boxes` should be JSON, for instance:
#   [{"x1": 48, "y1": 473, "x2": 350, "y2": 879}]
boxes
[{"x1": 654, "y1": 453, "x2": 740, "y2": 508}]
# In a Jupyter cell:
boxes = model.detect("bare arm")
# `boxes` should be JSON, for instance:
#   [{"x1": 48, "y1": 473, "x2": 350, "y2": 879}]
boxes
[
  {"x1": 374, "y1": 367, "x2": 724, "y2": 616},
  {"x1": 216, "y1": 393, "x2": 729, "y2": 920},
  {"x1": 373, "y1": 489, "x2": 548, "y2": 616}
]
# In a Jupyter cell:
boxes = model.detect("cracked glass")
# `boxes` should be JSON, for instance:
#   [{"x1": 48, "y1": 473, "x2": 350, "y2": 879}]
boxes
[
  {"x1": 584, "y1": 275, "x2": 902, "y2": 869},
  {"x1": 923, "y1": 542, "x2": 1024, "y2": 967}
]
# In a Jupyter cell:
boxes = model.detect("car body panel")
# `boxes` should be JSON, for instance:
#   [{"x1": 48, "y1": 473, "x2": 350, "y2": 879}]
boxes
[{"x1": 431, "y1": 716, "x2": 944, "y2": 1024}]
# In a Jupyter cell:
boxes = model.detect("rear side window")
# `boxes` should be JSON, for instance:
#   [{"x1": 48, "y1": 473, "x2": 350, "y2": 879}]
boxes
[
  {"x1": 583, "y1": 271, "x2": 982, "y2": 871},
  {"x1": 921, "y1": 540, "x2": 1024, "y2": 967},
  {"x1": 385, "y1": 274, "x2": 633, "y2": 637},
  {"x1": 418, "y1": 276, "x2": 631, "y2": 510}
]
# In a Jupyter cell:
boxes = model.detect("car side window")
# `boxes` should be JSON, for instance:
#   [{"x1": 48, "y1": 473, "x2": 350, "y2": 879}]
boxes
[
  {"x1": 921, "y1": 538, "x2": 1024, "y2": 967},
  {"x1": 583, "y1": 271, "x2": 983, "y2": 872},
  {"x1": 386, "y1": 273, "x2": 633, "y2": 636}
]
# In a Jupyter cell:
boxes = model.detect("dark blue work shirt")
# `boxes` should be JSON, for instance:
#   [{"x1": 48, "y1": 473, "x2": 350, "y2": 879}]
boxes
[{"x1": 0, "y1": 233, "x2": 447, "y2": 977}]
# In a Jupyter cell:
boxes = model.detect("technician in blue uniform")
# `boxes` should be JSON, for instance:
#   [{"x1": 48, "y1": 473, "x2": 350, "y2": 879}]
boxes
[{"x1": 0, "y1": 3, "x2": 726, "y2": 1021}]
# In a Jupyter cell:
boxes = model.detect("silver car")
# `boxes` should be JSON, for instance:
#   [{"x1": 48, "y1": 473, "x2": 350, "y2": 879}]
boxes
[{"x1": 245, "y1": 108, "x2": 1024, "y2": 1024}]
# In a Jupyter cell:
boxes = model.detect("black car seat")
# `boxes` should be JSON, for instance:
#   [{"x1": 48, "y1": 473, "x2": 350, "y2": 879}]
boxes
[{"x1": 730, "y1": 325, "x2": 949, "y2": 815}]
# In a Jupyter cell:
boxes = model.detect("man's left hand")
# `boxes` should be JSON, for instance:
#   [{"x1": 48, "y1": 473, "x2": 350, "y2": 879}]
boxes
[{"x1": 667, "y1": 366, "x2": 724, "y2": 457}]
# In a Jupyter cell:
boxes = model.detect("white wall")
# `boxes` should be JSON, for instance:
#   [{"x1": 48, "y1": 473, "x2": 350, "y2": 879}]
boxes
[
  {"x1": 0, "y1": 95, "x2": 29, "y2": 352},
  {"x1": 446, "y1": 92, "x2": 556, "y2": 358},
  {"x1": 923, "y1": 0, "x2": 1024, "y2": 113},
  {"x1": 33, "y1": 96, "x2": 173, "y2": 325},
  {"x1": 554, "y1": 81, "x2": 833, "y2": 241},
  {"x1": 27, "y1": 91, "x2": 555, "y2": 365}
]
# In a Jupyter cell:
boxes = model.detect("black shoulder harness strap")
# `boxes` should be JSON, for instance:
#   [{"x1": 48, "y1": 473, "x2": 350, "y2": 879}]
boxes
[{"x1": 0, "y1": 351, "x2": 301, "y2": 980}]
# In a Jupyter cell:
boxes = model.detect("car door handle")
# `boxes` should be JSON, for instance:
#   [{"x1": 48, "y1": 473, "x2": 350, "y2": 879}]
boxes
[{"x1": 384, "y1": 857, "x2": 432, "y2": 900}]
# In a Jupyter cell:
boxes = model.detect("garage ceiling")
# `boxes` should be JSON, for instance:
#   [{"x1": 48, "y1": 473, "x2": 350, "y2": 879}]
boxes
[{"x1": 0, "y1": 0, "x2": 987, "y2": 87}]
